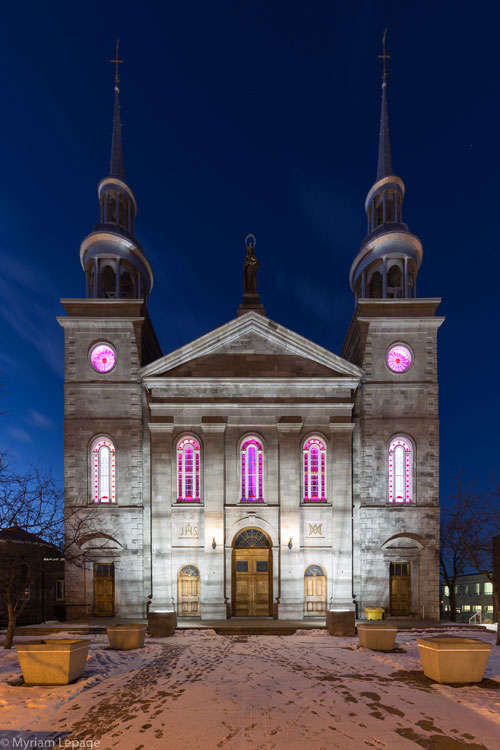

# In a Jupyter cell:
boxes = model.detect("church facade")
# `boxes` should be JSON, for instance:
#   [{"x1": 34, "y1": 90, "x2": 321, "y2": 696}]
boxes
[{"x1": 59, "y1": 70, "x2": 443, "y2": 622}]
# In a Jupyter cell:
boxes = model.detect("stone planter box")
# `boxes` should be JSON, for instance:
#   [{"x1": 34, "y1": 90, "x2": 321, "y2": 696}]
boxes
[
  {"x1": 357, "y1": 623, "x2": 397, "y2": 651},
  {"x1": 326, "y1": 610, "x2": 355, "y2": 636},
  {"x1": 16, "y1": 639, "x2": 90, "y2": 685},
  {"x1": 417, "y1": 636, "x2": 492, "y2": 684},
  {"x1": 106, "y1": 624, "x2": 147, "y2": 650},
  {"x1": 147, "y1": 611, "x2": 177, "y2": 637}
]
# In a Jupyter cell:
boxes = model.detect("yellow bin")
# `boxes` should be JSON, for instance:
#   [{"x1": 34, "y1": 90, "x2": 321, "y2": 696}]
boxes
[{"x1": 364, "y1": 607, "x2": 384, "y2": 621}]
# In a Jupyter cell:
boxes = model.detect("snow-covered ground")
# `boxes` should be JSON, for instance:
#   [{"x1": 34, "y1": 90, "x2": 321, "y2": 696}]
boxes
[{"x1": 0, "y1": 627, "x2": 499, "y2": 749}]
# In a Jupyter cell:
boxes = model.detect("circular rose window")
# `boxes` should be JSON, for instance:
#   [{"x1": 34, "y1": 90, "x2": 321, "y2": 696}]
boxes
[
  {"x1": 90, "y1": 343, "x2": 116, "y2": 373},
  {"x1": 386, "y1": 345, "x2": 412, "y2": 373}
]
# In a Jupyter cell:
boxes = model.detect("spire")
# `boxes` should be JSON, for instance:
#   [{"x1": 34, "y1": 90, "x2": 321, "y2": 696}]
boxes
[
  {"x1": 376, "y1": 29, "x2": 392, "y2": 180},
  {"x1": 110, "y1": 39, "x2": 125, "y2": 181},
  {"x1": 376, "y1": 81, "x2": 392, "y2": 180}
]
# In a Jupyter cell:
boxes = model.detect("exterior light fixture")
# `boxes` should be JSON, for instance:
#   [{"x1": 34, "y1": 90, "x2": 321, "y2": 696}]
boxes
[
  {"x1": 212, "y1": 537, "x2": 217, "y2": 549},
  {"x1": 288, "y1": 538, "x2": 293, "y2": 550}
]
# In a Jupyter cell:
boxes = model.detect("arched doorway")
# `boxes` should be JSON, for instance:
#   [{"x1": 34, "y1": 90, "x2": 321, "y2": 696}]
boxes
[
  {"x1": 177, "y1": 565, "x2": 201, "y2": 617},
  {"x1": 232, "y1": 528, "x2": 272, "y2": 617},
  {"x1": 304, "y1": 565, "x2": 326, "y2": 616}
]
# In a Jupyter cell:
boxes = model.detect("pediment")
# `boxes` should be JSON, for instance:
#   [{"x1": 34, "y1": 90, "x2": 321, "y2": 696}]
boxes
[{"x1": 140, "y1": 312, "x2": 363, "y2": 381}]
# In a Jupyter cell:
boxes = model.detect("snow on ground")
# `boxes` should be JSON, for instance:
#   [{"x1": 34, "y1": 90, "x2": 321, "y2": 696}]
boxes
[{"x1": 0, "y1": 627, "x2": 499, "y2": 750}]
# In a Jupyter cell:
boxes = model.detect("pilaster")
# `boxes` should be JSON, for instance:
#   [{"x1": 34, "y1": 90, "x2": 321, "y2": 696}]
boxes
[
  {"x1": 277, "y1": 417, "x2": 303, "y2": 619},
  {"x1": 329, "y1": 421, "x2": 355, "y2": 611},
  {"x1": 148, "y1": 422, "x2": 174, "y2": 612},
  {"x1": 200, "y1": 417, "x2": 227, "y2": 618}
]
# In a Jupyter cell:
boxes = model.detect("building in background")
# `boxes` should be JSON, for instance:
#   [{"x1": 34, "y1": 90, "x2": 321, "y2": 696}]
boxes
[
  {"x1": 441, "y1": 573, "x2": 496, "y2": 623},
  {"x1": 59, "y1": 59, "x2": 443, "y2": 622},
  {"x1": 0, "y1": 527, "x2": 64, "y2": 626}
]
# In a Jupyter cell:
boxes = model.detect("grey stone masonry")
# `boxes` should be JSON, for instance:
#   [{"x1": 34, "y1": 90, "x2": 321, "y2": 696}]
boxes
[{"x1": 342, "y1": 299, "x2": 444, "y2": 620}]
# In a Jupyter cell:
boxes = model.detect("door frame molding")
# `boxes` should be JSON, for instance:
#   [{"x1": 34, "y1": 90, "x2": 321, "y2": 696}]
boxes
[{"x1": 231, "y1": 526, "x2": 273, "y2": 617}]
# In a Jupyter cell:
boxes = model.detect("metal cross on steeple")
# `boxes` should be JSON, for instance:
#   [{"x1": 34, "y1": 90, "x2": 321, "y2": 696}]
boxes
[
  {"x1": 110, "y1": 38, "x2": 124, "y2": 89},
  {"x1": 378, "y1": 28, "x2": 391, "y2": 81}
]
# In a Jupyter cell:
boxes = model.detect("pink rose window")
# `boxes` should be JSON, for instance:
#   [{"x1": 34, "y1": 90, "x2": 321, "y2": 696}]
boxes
[
  {"x1": 387, "y1": 345, "x2": 411, "y2": 373},
  {"x1": 90, "y1": 344, "x2": 116, "y2": 373}
]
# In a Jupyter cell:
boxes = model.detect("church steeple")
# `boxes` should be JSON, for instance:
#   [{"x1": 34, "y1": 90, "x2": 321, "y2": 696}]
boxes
[
  {"x1": 80, "y1": 41, "x2": 154, "y2": 302},
  {"x1": 110, "y1": 84, "x2": 125, "y2": 182},
  {"x1": 349, "y1": 33, "x2": 423, "y2": 301},
  {"x1": 376, "y1": 80, "x2": 392, "y2": 181}
]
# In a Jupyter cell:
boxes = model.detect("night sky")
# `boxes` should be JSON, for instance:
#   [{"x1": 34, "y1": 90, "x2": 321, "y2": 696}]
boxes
[{"x1": 0, "y1": 1, "x2": 498, "y2": 500}]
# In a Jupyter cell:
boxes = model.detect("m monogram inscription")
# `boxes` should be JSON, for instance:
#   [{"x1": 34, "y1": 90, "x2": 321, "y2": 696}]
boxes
[{"x1": 308, "y1": 523, "x2": 323, "y2": 537}]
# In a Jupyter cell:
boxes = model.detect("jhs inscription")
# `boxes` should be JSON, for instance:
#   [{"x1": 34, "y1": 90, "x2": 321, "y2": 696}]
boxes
[
  {"x1": 180, "y1": 524, "x2": 199, "y2": 538},
  {"x1": 308, "y1": 523, "x2": 323, "y2": 537}
]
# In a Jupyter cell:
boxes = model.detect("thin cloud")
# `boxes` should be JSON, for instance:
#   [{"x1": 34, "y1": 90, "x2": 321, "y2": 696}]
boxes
[
  {"x1": 0, "y1": 254, "x2": 63, "y2": 378},
  {"x1": 27, "y1": 409, "x2": 54, "y2": 429},
  {"x1": 7, "y1": 426, "x2": 32, "y2": 444}
]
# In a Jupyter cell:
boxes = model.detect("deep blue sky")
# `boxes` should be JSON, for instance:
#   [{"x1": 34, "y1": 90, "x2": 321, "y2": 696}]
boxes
[{"x1": 0, "y1": 1, "x2": 498, "y2": 500}]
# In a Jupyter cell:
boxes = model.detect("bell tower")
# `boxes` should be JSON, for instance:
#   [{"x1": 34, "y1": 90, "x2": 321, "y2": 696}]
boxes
[{"x1": 342, "y1": 34, "x2": 444, "y2": 621}]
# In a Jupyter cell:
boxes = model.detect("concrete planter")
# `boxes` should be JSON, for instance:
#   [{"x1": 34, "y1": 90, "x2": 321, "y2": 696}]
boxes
[
  {"x1": 326, "y1": 610, "x2": 355, "y2": 636},
  {"x1": 16, "y1": 639, "x2": 90, "y2": 685},
  {"x1": 147, "y1": 611, "x2": 177, "y2": 637},
  {"x1": 357, "y1": 623, "x2": 397, "y2": 651},
  {"x1": 106, "y1": 624, "x2": 147, "y2": 650},
  {"x1": 417, "y1": 636, "x2": 492, "y2": 684}
]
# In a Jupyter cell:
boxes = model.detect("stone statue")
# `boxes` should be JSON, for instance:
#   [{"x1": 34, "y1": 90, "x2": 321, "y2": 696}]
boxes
[{"x1": 243, "y1": 237, "x2": 259, "y2": 294}]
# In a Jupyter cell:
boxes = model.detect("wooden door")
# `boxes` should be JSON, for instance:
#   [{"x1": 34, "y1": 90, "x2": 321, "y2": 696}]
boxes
[
  {"x1": 304, "y1": 565, "x2": 326, "y2": 615},
  {"x1": 178, "y1": 565, "x2": 201, "y2": 617},
  {"x1": 93, "y1": 563, "x2": 114, "y2": 616},
  {"x1": 232, "y1": 549, "x2": 272, "y2": 616},
  {"x1": 390, "y1": 562, "x2": 411, "y2": 616}
]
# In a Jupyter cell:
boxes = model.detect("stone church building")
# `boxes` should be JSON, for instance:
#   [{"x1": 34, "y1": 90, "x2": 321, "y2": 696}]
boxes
[{"x1": 59, "y1": 68, "x2": 443, "y2": 622}]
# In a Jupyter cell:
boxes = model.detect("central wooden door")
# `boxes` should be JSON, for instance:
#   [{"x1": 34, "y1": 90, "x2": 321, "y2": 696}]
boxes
[
  {"x1": 390, "y1": 562, "x2": 411, "y2": 616},
  {"x1": 178, "y1": 565, "x2": 201, "y2": 617},
  {"x1": 232, "y1": 548, "x2": 272, "y2": 616},
  {"x1": 93, "y1": 562, "x2": 114, "y2": 616}
]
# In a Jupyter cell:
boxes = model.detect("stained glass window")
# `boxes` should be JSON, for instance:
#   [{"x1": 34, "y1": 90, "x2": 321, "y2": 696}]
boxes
[
  {"x1": 234, "y1": 529, "x2": 270, "y2": 548},
  {"x1": 92, "y1": 437, "x2": 116, "y2": 503},
  {"x1": 305, "y1": 565, "x2": 324, "y2": 577},
  {"x1": 179, "y1": 565, "x2": 199, "y2": 577},
  {"x1": 386, "y1": 345, "x2": 412, "y2": 373},
  {"x1": 241, "y1": 438, "x2": 264, "y2": 502},
  {"x1": 90, "y1": 343, "x2": 116, "y2": 373},
  {"x1": 388, "y1": 437, "x2": 413, "y2": 503},
  {"x1": 303, "y1": 437, "x2": 327, "y2": 502},
  {"x1": 177, "y1": 437, "x2": 201, "y2": 502}
]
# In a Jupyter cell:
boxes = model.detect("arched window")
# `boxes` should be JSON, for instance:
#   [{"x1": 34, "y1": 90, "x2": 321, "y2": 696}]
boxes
[
  {"x1": 388, "y1": 437, "x2": 413, "y2": 504},
  {"x1": 240, "y1": 437, "x2": 264, "y2": 502},
  {"x1": 177, "y1": 437, "x2": 200, "y2": 502},
  {"x1": 92, "y1": 437, "x2": 116, "y2": 503},
  {"x1": 303, "y1": 437, "x2": 327, "y2": 502}
]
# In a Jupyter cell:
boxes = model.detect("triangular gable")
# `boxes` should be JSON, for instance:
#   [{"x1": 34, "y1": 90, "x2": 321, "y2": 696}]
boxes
[{"x1": 140, "y1": 312, "x2": 363, "y2": 380}]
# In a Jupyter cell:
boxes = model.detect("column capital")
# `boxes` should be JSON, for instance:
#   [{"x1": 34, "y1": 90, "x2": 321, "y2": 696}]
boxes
[{"x1": 201, "y1": 416, "x2": 227, "y2": 435}]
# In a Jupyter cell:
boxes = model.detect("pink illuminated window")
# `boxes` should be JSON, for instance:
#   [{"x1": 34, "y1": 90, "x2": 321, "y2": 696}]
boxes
[
  {"x1": 241, "y1": 437, "x2": 264, "y2": 502},
  {"x1": 303, "y1": 438, "x2": 327, "y2": 502},
  {"x1": 90, "y1": 343, "x2": 116, "y2": 373},
  {"x1": 177, "y1": 438, "x2": 200, "y2": 502},
  {"x1": 388, "y1": 437, "x2": 413, "y2": 503},
  {"x1": 386, "y1": 345, "x2": 412, "y2": 373},
  {"x1": 92, "y1": 437, "x2": 116, "y2": 503}
]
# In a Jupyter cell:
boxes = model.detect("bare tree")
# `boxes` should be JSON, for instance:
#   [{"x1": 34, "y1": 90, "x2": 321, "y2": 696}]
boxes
[
  {"x1": 440, "y1": 510, "x2": 468, "y2": 621},
  {"x1": 445, "y1": 476, "x2": 500, "y2": 644},
  {"x1": 0, "y1": 450, "x2": 107, "y2": 648}
]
